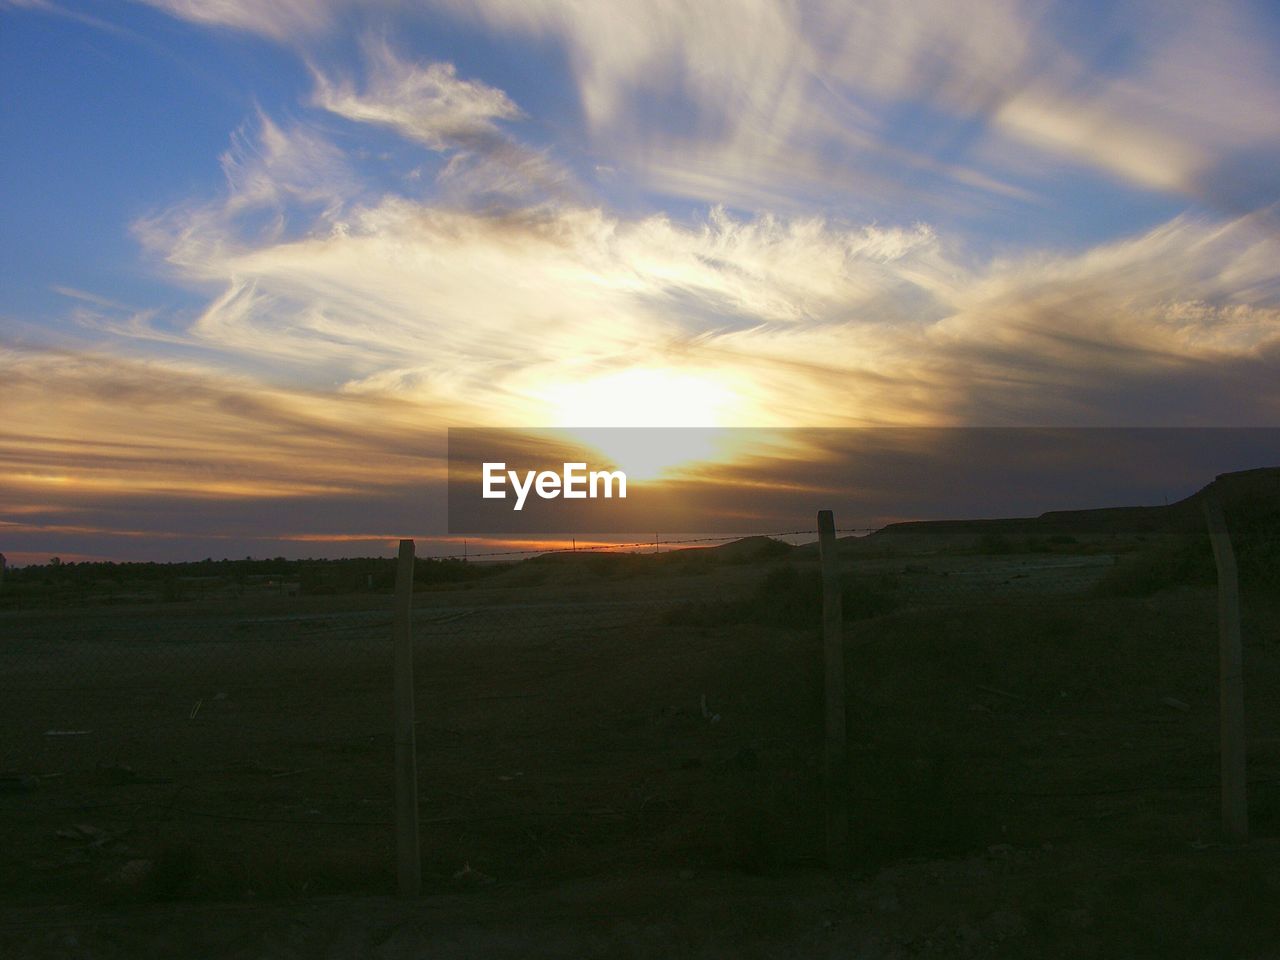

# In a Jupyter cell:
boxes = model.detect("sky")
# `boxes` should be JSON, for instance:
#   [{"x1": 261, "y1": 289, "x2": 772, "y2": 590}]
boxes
[{"x1": 2, "y1": 0, "x2": 1280, "y2": 563}]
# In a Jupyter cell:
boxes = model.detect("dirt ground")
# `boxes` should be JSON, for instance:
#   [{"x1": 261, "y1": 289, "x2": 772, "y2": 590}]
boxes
[
  {"x1": 2, "y1": 543, "x2": 1278, "y2": 957},
  {"x1": 4, "y1": 841, "x2": 1280, "y2": 959}
]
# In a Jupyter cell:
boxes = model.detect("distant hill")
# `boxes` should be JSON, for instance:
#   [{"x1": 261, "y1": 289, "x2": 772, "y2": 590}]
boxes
[
  {"x1": 698, "y1": 535, "x2": 794, "y2": 562},
  {"x1": 862, "y1": 465, "x2": 1280, "y2": 542},
  {"x1": 779, "y1": 465, "x2": 1280, "y2": 564}
]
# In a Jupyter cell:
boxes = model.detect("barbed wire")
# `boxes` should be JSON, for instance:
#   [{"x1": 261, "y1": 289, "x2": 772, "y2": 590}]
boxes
[
  {"x1": 425, "y1": 527, "x2": 882, "y2": 561},
  {"x1": 0, "y1": 524, "x2": 1209, "y2": 906}
]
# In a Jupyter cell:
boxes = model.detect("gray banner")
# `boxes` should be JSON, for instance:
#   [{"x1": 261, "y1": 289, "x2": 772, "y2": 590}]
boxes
[{"x1": 447, "y1": 427, "x2": 1280, "y2": 534}]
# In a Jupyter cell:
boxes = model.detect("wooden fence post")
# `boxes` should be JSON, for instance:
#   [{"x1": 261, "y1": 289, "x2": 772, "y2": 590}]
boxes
[
  {"x1": 817, "y1": 510, "x2": 850, "y2": 868},
  {"x1": 393, "y1": 538, "x2": 422, "y2": 895},
  {"x1": 1202, "y1": 493, "x2": 1248, "y2": 842}
]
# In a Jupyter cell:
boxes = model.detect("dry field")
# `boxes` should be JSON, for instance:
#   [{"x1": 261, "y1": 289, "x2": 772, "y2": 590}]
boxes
[{"x1": 2, "y1": 542, "x2": 1279, "y2": 957}]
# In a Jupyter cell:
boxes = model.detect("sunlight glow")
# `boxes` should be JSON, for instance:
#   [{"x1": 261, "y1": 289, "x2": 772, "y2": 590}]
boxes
[
  {"x1": 541, "y1": 368, "x2": 742, "y2": 481},
  {"x1": 544, "y1": 368, "x2": 737, "y2": 429}
]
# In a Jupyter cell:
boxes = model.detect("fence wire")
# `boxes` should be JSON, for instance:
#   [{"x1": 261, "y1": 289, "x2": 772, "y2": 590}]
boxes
[{"x1": 1, "y1": 526, "x2": 1274, "y2": 904}]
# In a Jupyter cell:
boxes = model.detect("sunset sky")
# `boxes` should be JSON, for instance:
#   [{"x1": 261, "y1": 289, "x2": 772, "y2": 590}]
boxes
[{"x1": 3, "y1": 1, "x2": 1280, "y2": 563}]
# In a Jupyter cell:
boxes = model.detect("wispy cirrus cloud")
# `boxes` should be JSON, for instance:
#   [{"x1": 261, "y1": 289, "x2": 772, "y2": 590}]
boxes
[
  {"x1": 8, "y1": 0, "x2": 1280, "y2": 562},
  {"x1": 11, "y1": 194, "x2": 1279, "y2": 557},
  {"x1": 0, "y1": 343, "x2": 458, "y2": 525},
  {"x1": 311, "y1": 38, "x2": 520, "y2": 150},
  {"x1": 0, "y1": 343, "x2": 468, "y2": 560},
  {"x1": 989, "y1": 2, "x2": 1280, "y2": 198},
  {"x1": 125, "y1": 101, "x2": 1280, "y2": 431},
  {"x1": 219, "y1": 111, "x2": 357, "y2": 215},
  {"x1": 131, "y1": 0, "x2": 341, "y2": 40},
  {"x1": 311, "y1": 39, "x2": 573, "y2": 205},
  {"x1": 134, "y1": 0, "x2": 1280, "y2": 211},
  {"x1": 431, "y1": 0, "x2": 1280, "y2": 208},
  {"x1": 131, "y1": 110, "x2": 360, "y2": 284}
]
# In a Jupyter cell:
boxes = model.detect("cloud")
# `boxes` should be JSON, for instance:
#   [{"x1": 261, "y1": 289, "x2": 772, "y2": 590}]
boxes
[
  {"x1": 430, "y1": 0, "x2": 1280, "y2": 208},
  {"x1": 0, "y1": 345, "x2": 461, "y2": 551},
  {"x1": 312, "y1": 39, "x2": 520, "y2": 150},
  {"x1": 917, "y1": 214, "x2": 1280, "y2": 424},
  {"x1": 52, "y1": 286, "x2": 134, "y2": 312},
  {"x1": 312, "y1": 39, "x2": 574, "y2": 206},
  {"x1": 132, "y1": 0, "x2": 341, "y2": 40},
  {"x1": 736, "y1": 207, "x2": 1280, "y2": 428},
  {"x1": 133, "y1": 0, "x2": 1280, "y2": 211},
  {"x1": 7, "y1": 324, "x2": 1276, "y2": 563},
  {"x1": 6, "y1": 0, "x2": 148, "y2": 40},
  {"x1": 0, "y1": 349, "x2": 473, "y2": 561},
  {"x1": 129, "y1": 113, "x2": 961, "y2": 417},
  {"x1": 8, "y1": 0, "x2": 1278, "y2": 566},
  {"x1": 129, "y1": 104, "x2": 1280, "y2": 433},
  {"x1": 132, "y1": 111, "x2": 360, "y2": 284},
  {"x1": 220, "y1": 111, "x2": 356, "y2": 215},
  {"x1": 14, "y1": 157, "x2": 1280, "y2": 561},
  {"x1": 989, "y1": 2, "x2": 1280, "y2": 197}
]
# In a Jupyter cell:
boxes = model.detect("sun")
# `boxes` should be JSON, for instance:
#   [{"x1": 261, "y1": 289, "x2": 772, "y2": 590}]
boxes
[
  {"x1": 539, "y1": 367, "x2": 742, "y2": 481},
  {"x1": 543, "y1": 367, "x2": 735, "y2": 428}
]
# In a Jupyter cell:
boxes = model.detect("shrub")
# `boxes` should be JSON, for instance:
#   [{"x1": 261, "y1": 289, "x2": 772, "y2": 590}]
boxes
[
  {"x1": 666, "y1": 563, "x2": 898, "y2": 630},
  {"x1": 1093, "y1": 535, "x2": 1214, "y2": 597}
]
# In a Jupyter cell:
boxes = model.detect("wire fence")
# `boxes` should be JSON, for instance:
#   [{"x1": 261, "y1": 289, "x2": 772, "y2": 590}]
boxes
[{"x1": 0, "y1": 519, "x2": 1274, "y2": 904}]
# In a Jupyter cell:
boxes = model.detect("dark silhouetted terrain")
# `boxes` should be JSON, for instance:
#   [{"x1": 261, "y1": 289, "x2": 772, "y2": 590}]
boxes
[{"x1": 1, "y1": 468, "x2": 1278, "y2": 957}]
